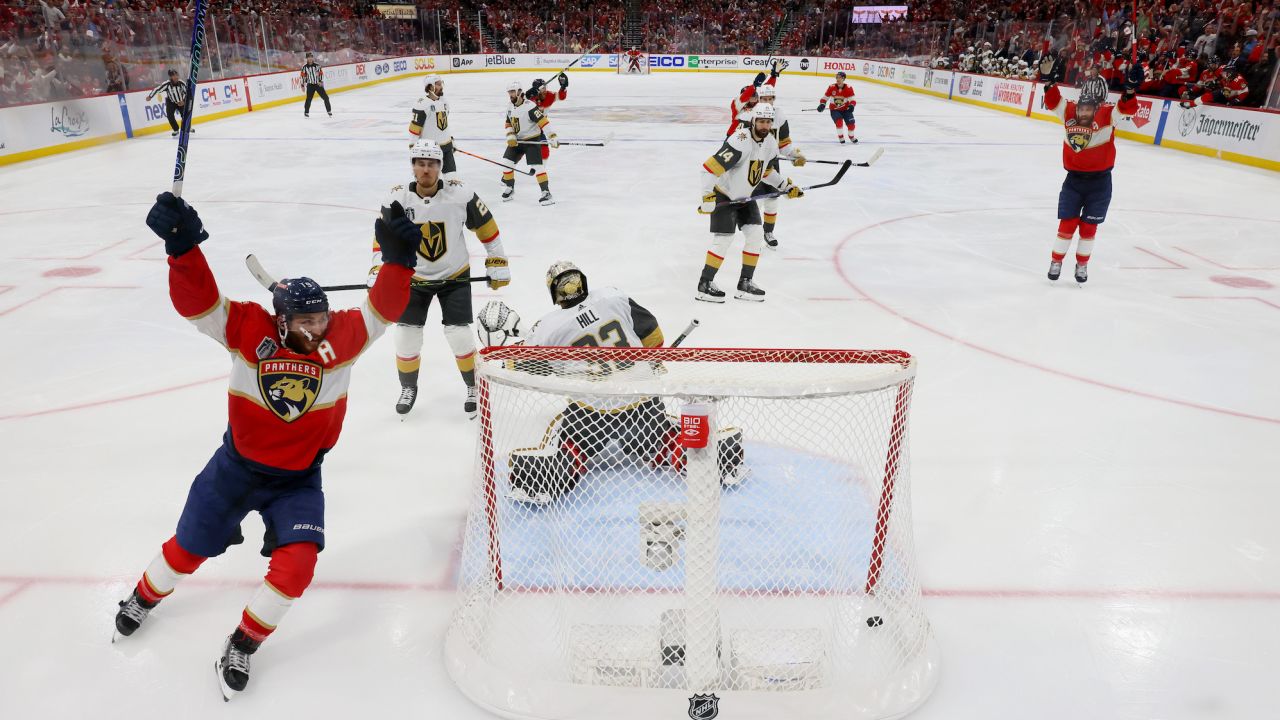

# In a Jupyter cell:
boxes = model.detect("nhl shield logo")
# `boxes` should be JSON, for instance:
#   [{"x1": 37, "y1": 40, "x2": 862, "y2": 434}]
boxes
[
  {"x1": 687, "y1": 693, "x2": 720, "y2": 720},
  {"x1": 258, "y1": 359, "x2": 323, "y2": 422}
]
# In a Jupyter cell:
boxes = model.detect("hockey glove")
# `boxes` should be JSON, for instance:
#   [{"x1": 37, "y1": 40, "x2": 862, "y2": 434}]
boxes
[
  {"x1": 378, "y1": 205, "x2": 420, "y2": 268},
  {"x1": 781, "y1": 179, "x2": 804, "y2": 199},
  {"x1": 752, "y1": 72, "x2": 767, "y2": 88},
  {"x1": 485, "y1": 256, "x2": 511, "y2": 290},
  {"x1": 1038, "y1": 56, "x2": 1055, "y2": 80},
  {"x1": 770, "y1": 59, "x2": 783, "y2": 78},
  {"x1": 791, "y1": 150, "x2": 807, "y2": 167},
  {"x1": 1124, "y1": 64, "x2": 1143, "y2": 92},
  {"x1": 557, "y1": 72, "x2": 569, "y2": 88},
  {"x1": 817, "y1": 101, "x2": 827, "y2": 112},
  {"x1": 548, "y1": 134, "x2": 560, "y2": 149},
  {"x1": 506, "y1": 133, "x2": 518, "y2": 148},
  {"x1": 146, "y1": 191, "x2": 209, "y2": 257},
  {"x1": 698, "y1": 193, "x2": 718, "y2": 214}
]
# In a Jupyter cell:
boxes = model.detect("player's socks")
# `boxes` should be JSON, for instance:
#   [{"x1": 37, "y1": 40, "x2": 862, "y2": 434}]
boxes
[
  {"x1": 536, "y1": 172, "x2": 549, "y2": 193},
  {"x1": 1047, "y1": 260, "x2": 1063, "y2": 281},
  {"x1": 216, "y1": 628, "x2": 258, "y2": 700},
  {"x1": 116, "y1": 536, "x2": 206, "y2": 640}
]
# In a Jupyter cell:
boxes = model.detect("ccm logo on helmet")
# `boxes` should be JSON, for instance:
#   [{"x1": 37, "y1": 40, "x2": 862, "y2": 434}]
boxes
[{"x1": 649, "y1": 56, "x2": 685, "y2": 68}]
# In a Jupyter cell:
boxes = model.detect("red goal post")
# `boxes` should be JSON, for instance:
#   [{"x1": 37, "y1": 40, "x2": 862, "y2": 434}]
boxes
[{"x1": 447, "y1": 346, "x2": 938, "y2": 720}]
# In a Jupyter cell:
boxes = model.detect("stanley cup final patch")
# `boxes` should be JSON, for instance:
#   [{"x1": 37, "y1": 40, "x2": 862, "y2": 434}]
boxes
[
  {"x1": 687, "y1": 693, "x2": 720, "y2": 720},
  {"x1": 258, "y1": 359, "x2": 323, "y2": 422}
]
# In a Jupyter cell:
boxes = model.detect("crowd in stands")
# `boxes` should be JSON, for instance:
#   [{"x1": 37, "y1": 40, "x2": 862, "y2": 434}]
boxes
[{"x1": 3, "y1": 0, "x2": 1277, "y2": 109}]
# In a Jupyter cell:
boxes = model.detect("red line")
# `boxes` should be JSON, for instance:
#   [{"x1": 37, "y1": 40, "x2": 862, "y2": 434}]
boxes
[
  {"x1": 0, "y1": 581, "x2": 33, "y2": 607},
  {"x1": 833, "y1": 208, "x2": 1280, "y2": 426},
  {"x1": 807, "y1": 297, "x2": 862, "y2": 301},
  {"x1": 124, "y1": 240, "x2": 165, "y2": 261},
  {"x1": 1120, "y1": 246, "x2": 1188, "y2": 269},
  {"x1": 1174, "y1": 246, "x2": 1280, "y2": 271},
  {"x1": 17, "y1": 238, "x2": 129, "y2": 261},
  {"x1": 1174, "y1": 296, "x2": 1280, "y2": 311},
  {"x1": 0, "y1": 375, "x2": 227, "y2": 421},
  {"x1": 0, "y1": 285, "x2": 141, "y2": 318}
]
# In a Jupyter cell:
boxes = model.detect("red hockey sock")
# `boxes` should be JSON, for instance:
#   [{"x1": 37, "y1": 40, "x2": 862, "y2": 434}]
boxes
[
  {"x1": 1052, "y1": 218, "x2": 1080, "y2": 262},
  {"x1": 237, "y1": 542, "x2": 318, "y2": 643},
  {"x1": 137, "y1": 536, "x2": 206, "y2": 604}
]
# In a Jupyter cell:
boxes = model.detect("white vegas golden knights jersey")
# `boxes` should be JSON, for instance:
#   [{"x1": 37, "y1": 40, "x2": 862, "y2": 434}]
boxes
[
  {"x1": 701, "y1": 129, "x2": 784, "y2": 200},
  {"x1": 528, "y1": 287, "x2": 663, "y2": 349},
  {"x1": 505, "y1": 99, "x2": 551, "y2": 141},
  {"x1": 409, "y1": 94, "x2": 452, "y2": 145},
  {"x1": 373, "y1": 179, "x2": 503, "y2": 283}
]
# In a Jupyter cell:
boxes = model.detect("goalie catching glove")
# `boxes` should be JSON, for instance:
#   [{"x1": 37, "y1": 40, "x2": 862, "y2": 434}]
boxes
[
  {"x1": 477, "y1": 299, "x2": 522, "y2": 346},
  {"x1": 485, "y1": 256, "x2": 511, "y2": 289}
]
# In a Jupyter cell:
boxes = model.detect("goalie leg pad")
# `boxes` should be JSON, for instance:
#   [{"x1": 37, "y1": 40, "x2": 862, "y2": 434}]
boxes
[
  {"x1": 508, "y1": 440, "x2": 587, "y2": 504},
  {"x1": 717, "y1": 428, "x2": 745, "y2": 486}
]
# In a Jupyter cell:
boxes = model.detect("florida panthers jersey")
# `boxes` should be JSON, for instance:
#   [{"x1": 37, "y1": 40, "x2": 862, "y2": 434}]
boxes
[
  {"x1": 701, "y1": 129, "x2": 784, "y2": 200},
  {"x1": 374, "y1": 178, "x2": 503, "y2": 283},
  {"x1": 409, "y1": 94, "x2": 452, "y2": 145},
  {"x1": 823, "y1": 83, "x2": 856, "y2": 109},
  {"x1": 1044, "y1": 85, "x2": 1138, "y2": 173},
  {"x1": 527, "y1": 287, "x2": 663, "y2": 348},
  {"x1": 169, "y1": 247, "x2": 411, "y2": 472},
  {"x1": 506, "y1": 99, "x2": 552, "y2": 141}
]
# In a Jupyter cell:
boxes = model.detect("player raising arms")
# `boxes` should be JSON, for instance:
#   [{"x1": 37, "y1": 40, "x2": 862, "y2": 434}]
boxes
[
  {"x1": 501, "y1": 81, "x2": 558, "y2": 206},
  {"x1": 1042, "y1": 72, "x2": 1138, "y2": 283},
  {"x1": 373, "y1": 139, "x2": 510, "y2": 418},
  {"x1": 696, "y1": 103, "x2": 803, "y2": 303},
  {"x1": 408, "y1": 74, "x2": 457, "y2": 176},
  {"x1": 113, "y1": 193, "x2": 416, "y2": 700},
  {"x1": 529, "y1": 73, "x2": 569, "y2": 110},
  {"x1": 753, "y1": 81, "x2": 805, "y2": 249},
  {"x1": 726, "y1": 64, "x2": 778, "y2": 136},
  {"x1": 817, "y1": 71, "x2": 857, "y2": 143}
]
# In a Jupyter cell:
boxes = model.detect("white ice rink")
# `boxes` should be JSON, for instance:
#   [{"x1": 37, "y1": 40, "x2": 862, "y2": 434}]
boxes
[{"x1": 1, "y1": 68, "x2": 1278, "y2": 719}]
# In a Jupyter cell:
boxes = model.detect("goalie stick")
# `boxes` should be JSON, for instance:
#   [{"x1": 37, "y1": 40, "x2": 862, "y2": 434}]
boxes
[
  {"x1": 455, "y1": 146, "x2": 536, "y2": 176},
  {"x1": 715, "y1": 158, "x2": 855, "y2": 207},
  {"x1": 170, "y1": 0, "x2": 208, "y2": 197},
  {"x1": 245, "y1": 254, "x2": 488, "y2": 293},
  {"x1": 784, "y1": 148, "x2": 884, "y2": 167}
]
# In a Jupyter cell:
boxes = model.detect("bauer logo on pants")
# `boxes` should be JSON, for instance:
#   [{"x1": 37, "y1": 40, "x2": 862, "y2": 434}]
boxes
[
  {"x1": 258, "y1": 359, "x2": 322, "y2": 422},
  {"x1": 688, "y1": 693, "x2": 720, "y2": 720}
]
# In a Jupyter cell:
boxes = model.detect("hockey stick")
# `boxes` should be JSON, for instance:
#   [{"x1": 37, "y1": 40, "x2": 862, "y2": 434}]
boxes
[
  {"x1": 525, "y1": 132, "x2": 613, "y2": 147},
  {"x1": 784, "y1": 148, "x2": 884, "y2": 167},
  {"x1": 540, "y1": 42, "x2": 602, "y2": 84},
  {"x1": 455, "y1": 146, "x2": 536, "y2": 176},
  {"x1": 170, "y1": 0, "x2": 208, "y2": 197},
  {"x1": 715, "y1": 159, "x2": 854, "y2": 207},
  {"x1": 246, "y1": 254, "x2": 487, "y2": 293},
  {"x1": 669, "y1": 319, "x2": 700, "y2": 348}
]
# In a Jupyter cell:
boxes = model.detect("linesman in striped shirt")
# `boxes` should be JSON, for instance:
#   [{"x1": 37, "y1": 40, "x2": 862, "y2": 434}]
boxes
[
  {"x1": 301, "y1": 53, "x2": 331, "y2": 117},
  {"x1": 146, "y1": 69, "x2": 192, "y2": 137}
]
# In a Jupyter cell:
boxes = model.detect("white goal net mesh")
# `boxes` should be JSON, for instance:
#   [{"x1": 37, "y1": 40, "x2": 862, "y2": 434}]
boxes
[{"x1": 445, "y1": 347, "x2": 938, "y2": 720}]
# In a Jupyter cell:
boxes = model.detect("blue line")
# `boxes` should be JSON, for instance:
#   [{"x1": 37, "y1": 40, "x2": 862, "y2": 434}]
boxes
[
  {"x1": 1153, "y1": 99, "x2": 1171, "y2": 146},
  {"x1": 118, "y1": 94, "x2": 134, "y2": 139}
]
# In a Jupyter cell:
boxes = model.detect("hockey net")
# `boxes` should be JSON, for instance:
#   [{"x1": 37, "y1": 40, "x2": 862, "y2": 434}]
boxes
[
  {"x1": 616, "y1": 50, "x2": 650, "y2": 75},
  {"x1": 445, "y1": 347, "x2": 938, "y2": 720}
]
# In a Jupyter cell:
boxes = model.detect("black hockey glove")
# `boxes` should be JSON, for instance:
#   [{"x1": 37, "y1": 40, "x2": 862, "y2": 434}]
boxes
[
  {"x1": 557, "y1": 72, "x2": 568, "y2": 88},
  {"x1": 752, "y1": 72, "x2": 767, "y2": 88},
  {"x1": 817, "y1": 101, "x2": 827, "y2": 112},
  {"x1": 770, "y1": 59, "x2": 783, "y2": 78},
  {"x1": 374, "y1": 217, "x2": 416, "y2": 269},
  {"x1": 145, "y1": 191, "x2": 208, "y2": 257},
  {"x1": 1124, "y1": 64, "x2": 1143, "y2": 93},
  {"x1": 380, "y1": 201, "x2": 421, "y2": 268}
]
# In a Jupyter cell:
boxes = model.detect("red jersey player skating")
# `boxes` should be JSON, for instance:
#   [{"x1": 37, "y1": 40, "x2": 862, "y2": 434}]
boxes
[
  {"x1": 1041, "y1": 65, "x2": 1139, "y2": 283},
  {"x1": 818, "y1": 71, "x2": 857, "y2": 143},
  {"x1": 113, "y1": 192, "x2": 418, "y2": 700}
]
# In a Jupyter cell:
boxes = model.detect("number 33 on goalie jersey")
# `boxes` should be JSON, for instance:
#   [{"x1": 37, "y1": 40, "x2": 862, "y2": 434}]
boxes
[
  {"x1": 373, "y1": 179, "x2": 504, "y2": 283},
  {"x1": 527, "y1": 287, "x2": 664, "y2": 349},
  {"x1": 701, "y1": 129, "x2": 785, "y2": 200}
]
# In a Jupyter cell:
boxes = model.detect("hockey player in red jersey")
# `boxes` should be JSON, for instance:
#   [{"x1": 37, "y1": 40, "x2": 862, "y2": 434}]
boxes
[
  {"x1": 727, "y1": 63, "x2": 779, "y2": 136},
  {"x1": 113, "y1": 192, "x2": 417, "y2": 700},
  {"x1": 817, "y1": 71, "x2": 857, "y2": 143},
  {"x1": 1042, "y1": 66, "x2": 1139, "y2": 283},
  {"x1": 528, "y1": 74, "x2": 569, "y2": 160}
]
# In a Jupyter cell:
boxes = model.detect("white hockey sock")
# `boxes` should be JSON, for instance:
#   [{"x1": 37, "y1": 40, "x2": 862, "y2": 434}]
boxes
[
  {"x1": 1052, "y1": 235, "x2": 1072, "y2": 261},
  {"x1": 1075, "y1": 239, "x2": 1094, "y2": 264}
]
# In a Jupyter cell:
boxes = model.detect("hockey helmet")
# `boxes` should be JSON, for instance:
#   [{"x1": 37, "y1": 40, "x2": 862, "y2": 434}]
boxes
[
  {"x1": 751, "y1": 103, "x2": 776, "y2": 122},
  {"x1": 546, "y1": 261, "x2": 588, "y2": 307},
  {"x1": 409, "y1": 138, "x2": 444, "y2": 163},
  {"x1": 506, "y1": 80, "x2": 524, "y2": 93},
  {"x1": 757, "y1": 83, "x2": 777, "y2": 99},
  {"x1": 272, "y1": 277, "x2": 329, "y2": 345},
  {"x1": 835, "y1": 70, "x2": 847, "y2": 79},
  {"x1": 424, "y1": 74, "x2": 442, "y2": 88}
]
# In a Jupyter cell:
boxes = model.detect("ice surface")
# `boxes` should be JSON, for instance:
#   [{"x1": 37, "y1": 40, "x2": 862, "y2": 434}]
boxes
[{"x1": 1, "y1": 69, "x2": 1278, "y2": 719}]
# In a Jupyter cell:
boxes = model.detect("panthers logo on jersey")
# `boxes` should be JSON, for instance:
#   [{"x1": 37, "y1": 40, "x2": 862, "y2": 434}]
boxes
[
  {"x1": 1065, "y1": 123, "x2": 1094, "y2": 153},
  {"x1": 258, "y1": 359, "x2": 322, "y2": 422},
  {"x1": 418, "y1": 221, "x2": 448, "y2": 261}
]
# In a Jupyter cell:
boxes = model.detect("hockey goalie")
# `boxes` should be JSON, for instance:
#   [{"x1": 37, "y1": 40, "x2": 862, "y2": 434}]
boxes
[{"x1": 476, "y1": 261, "x2": 745, "y2": 505}]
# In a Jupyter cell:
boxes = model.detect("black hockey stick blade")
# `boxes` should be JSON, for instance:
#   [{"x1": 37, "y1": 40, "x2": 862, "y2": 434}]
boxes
[
  {"x1": 782, "y1": 157, "x2": 846, "y2": 165},
  {"x1": 810, "y1": 159, "x2": 854, "y2": 189},
  {"x1": 715, "y1": 159, "x2": 855, "y2": 207},
  {"x1": 854, "y1": 147, "x2": 885, "y2": 167}
]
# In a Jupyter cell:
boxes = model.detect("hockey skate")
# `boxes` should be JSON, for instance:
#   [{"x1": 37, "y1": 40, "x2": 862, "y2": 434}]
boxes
[
  {"x1": 501, "y1": 185, "x2": 515, "y2": 202},
  {"x1": 464, "y1": 385, "x2": 478, "y2": 419},
  {"x1": 763, "y1": 232, "x2": 779, "y2": 250},
  {"x1": 215, "y1": 629, "x2": 259, "y2": 701},
  {"x1": 850, "y1": 136, "x2": 859, "y2": 144},
  {"x1": 695, "y1": 278, "x2": 726, "y2": 303},
  {"x1": 539, "y1": 190, "x2": 555, "y2": 206},
  {"x1": 112, "y1": 589, "x2": 157, "y2": 642},
  {"x1": 734, "y1": 278, "x2": 766, "y2": 302},
  {"x1": 1047, "y1": 260, "x2": 1062, "y2": 281},
  {"x1": 396, "y1": 385, "x2": 417, "y2": 415},
  {"x1": 1074, "y1": 263, "x2": 1088, "y2": 283}
]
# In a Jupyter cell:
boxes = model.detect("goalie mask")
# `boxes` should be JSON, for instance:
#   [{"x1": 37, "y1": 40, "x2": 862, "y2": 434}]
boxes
[{"x1": 546, "y1": 261, "x2": 588, "y2": 308}]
